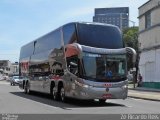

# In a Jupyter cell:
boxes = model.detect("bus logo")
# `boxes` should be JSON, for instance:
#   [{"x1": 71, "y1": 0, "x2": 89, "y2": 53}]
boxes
[{"x1": 103, "y1": 83, "x2": 112, "y2": 87}]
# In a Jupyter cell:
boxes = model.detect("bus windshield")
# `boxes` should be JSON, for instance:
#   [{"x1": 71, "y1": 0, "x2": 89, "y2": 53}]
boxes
[
  {"x1": 77, "y1": 23, "x2": 123, "y2": 49},
  {"x1": 82, "y1": 52, "x2": 127, "y2": 82}
]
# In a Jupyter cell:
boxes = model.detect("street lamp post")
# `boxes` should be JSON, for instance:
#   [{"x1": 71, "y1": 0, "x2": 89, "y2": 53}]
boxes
[
  {"x1": 120, "y1": 13, "x2": 123, "y2": 30},
  {"x1": 120, "y1": 13, "x2": 136, "y2": 30},
  {"x1": 129, "y1": 20, "x2": 136, "y2": 27}
]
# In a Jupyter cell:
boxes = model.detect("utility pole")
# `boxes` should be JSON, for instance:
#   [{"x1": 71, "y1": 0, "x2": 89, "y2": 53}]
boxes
[{"x1": 120, "y1": 13, "x2": 123, "y2": 31}]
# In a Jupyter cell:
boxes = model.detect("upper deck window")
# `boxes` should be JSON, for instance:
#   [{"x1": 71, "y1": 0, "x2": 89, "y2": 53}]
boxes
[
  {"x1": 20, "y1": 42, "x2": 34, "y2": 59},
  {"x1": 77, "y1": 23, "x2": 123, "y2": 49},
  {"x1": 34, "y1": 29, "x2": 61, "y2": 54}
]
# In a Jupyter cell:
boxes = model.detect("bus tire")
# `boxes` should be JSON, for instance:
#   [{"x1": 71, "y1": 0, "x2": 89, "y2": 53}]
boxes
[
  {"x1": 25, "y1": 82, "x2": 31, "y2": 94},
  {"x1": 99, "y1": 99, "x2": 106, "y2": 104},
  {"x1": 60, "y1": 87, "x2": 67, "y2": 102},
  {"x1": 52, "y1": 87, "x2": 58, "y2": 100}
]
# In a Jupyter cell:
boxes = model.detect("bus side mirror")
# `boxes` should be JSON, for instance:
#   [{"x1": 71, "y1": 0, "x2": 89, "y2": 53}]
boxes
[
  {"x1": 70, "y1": 62, "x2": 78, "y2": 67},
  {"x1": 69, "y1": 62, "x2": 78, "y2": 76},
  {"x1": 126, "y1": 47, "x2": 137, "y2": 67}
]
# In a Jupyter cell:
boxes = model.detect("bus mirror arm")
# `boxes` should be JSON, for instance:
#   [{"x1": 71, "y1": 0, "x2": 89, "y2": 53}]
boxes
[{"x1": 126, "y1": 47, "x2": 137, "y2": 67}]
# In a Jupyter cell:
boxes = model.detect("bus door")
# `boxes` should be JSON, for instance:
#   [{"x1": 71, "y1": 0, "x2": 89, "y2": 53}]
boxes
[{"x1": 64, "y1": 55, "x2": 79, "y2": 95}]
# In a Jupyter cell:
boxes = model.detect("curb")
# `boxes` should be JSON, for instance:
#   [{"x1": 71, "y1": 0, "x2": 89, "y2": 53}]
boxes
[
  {"x1": 128, "y1": 88, "x2": 160, "y2": 93},
  {"x1": 128, "y1": 96, "x2": 160, "y2": 102}
]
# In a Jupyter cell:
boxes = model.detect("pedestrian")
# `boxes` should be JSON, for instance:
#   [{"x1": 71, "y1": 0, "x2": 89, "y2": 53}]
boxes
[{"x1": 137, "y1": 73, "x2": 143, "y2": 87}]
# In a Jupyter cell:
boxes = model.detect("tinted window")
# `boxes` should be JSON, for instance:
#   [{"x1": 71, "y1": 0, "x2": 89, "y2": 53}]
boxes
[
  {"x1": 63, "y1": 23, "x2": 77, "y2": 45},
  {"x1": 20, "y1": 42, "x2": 34, "y2": 59},
  {"x1": 34, "y1": 29, "x2": 61, "y2": 54},
  {"x1": 77, "y1": 23, "x2": 123, "y2": 49}
]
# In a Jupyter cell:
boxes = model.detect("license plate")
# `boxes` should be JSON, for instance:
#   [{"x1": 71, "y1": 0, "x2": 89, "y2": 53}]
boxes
[{"x1": 102, "y1": 94, "x2": 112, "y2": 99}]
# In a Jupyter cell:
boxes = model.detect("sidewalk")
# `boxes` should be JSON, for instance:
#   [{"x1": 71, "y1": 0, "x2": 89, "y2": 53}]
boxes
[{"x1": 128, "y1": 86, "x2": 160, "y2": 101}]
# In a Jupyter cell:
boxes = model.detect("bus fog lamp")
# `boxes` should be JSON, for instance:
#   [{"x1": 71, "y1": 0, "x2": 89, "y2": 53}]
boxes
[{"x1": 122, "y1": 85, "x2": 128, "y2": 89}]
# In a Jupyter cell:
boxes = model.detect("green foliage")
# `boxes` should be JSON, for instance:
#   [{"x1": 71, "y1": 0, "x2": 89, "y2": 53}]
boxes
[
  {"x1": 123, "y1": 27, "x2": 139, "y2": 51},
  {"x1": 123, "y1": 27, "x2": 139, "y2": 74}
]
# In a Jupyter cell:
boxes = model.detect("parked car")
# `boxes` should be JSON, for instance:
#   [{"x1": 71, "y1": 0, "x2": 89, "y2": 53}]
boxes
[{"x1": 10, "y1": 76, "x2": 24, "y2": 86}]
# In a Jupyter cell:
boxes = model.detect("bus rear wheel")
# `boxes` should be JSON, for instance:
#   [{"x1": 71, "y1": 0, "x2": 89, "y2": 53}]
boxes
[{"x1": 52, "y1": 87, "x2": 58, "y2": 100}]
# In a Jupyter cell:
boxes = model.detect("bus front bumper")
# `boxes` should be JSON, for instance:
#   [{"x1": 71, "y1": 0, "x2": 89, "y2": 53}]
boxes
[{"x1": 74, "y1": 84, "x2": 128, "y2": 100}]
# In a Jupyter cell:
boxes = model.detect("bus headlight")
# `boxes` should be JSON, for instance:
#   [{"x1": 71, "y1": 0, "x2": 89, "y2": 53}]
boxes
[
  {"x1": 122, "y1": 85, "x2": 128, "y2": 89},
  {"x1": 75, "y1": 80, "x2": 91, "y2": 88}
]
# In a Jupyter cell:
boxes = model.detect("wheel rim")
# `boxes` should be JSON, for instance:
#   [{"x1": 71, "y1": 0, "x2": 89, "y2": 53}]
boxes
[
  {"x1": 52, "y1": 87, "x2": 56, "y2": 100},
  {"x1": 27, "y1": 86, "x2": 29, "y2": 93},
  {"x1": 26, "y1": 83, "x2": 30, "y2": 94},
  {"x1": 60, "y1": 88, "x2": 65, "y2": 101}
]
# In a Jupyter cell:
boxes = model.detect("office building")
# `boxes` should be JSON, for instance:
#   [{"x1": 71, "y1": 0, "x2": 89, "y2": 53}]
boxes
[{"x1": 93, "y1": 7, "x2": 129, "y2": 29}]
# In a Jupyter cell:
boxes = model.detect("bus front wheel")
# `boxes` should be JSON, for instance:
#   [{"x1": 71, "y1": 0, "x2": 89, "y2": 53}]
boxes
[
  {"x1": 25, "y1": 82, "x2": 31, "y2": 94},
  {"x1": 60, "y1": 87, "x2": 67, "y2": 102},
  {"x1": 99, "y1": 99, "x2": 106, "y2": 104}
]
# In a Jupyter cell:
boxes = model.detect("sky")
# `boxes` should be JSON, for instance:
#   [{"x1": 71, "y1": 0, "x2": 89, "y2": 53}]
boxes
[{"x1": 0, "y1": 0, "x2": 148, "y2": 62}]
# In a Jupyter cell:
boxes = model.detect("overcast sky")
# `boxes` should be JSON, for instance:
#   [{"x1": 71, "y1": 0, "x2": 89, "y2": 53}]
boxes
[{"x1": 0, "y1": 0, "x2": 148, "y2": 62}]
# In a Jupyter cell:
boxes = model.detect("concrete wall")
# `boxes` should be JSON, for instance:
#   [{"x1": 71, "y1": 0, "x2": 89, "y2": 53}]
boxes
[
  {"x1": 139, "y1": 16, "x2": 145, "y2": 31},
  {"x1": 152, "y1": 7, "x2": 160, "y2": 25},
  {"x1": 139, "y1": 27, "x2": 160, "y2": 50},
  {"x1": 139, "y1": 0, "x2": 160, "y2": 17},
  {"x1": 139, "y1": 0, "x2": 160, "y2": 89},
  {"x1": 139, "y1": 1, "x2": 160, "y2": 50},
  {"x1": 139, "y1": 7, "x2": 160, "y2": 31},
  {"x1": 10, "y1": 64, "x2": 19, "y2": 75}
]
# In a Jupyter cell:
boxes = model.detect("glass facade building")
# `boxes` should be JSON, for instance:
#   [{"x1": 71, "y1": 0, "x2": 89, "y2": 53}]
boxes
[{"x1": 93, "y1": 7, "x2": 129, "y2": 30}]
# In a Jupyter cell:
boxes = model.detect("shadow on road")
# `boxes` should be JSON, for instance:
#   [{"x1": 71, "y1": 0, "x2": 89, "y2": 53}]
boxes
[{"x1": 10, "y1": 91, "x2": 126, "y2": 109}]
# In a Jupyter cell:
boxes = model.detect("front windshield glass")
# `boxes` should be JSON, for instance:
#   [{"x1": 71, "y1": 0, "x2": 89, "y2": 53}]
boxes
[
  {"x1": 13, "y1": 76, "x2": 23, "y2": 79},
  {"x1": 82, "y1": 52, "x2": 126, "y2": 82},
  {"x1": 13, "y1": 76, "x2": 19, "y2": 79}
]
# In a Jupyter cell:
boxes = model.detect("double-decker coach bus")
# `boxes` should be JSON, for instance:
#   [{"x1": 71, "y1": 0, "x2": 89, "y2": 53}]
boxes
[{"x1": 19, "y1": 22, "x2": 136, "y2": 103}]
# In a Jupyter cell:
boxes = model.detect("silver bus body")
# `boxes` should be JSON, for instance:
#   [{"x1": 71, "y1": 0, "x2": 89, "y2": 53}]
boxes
[{"x1": 19, "y1": 22, "x2": 136, "y2": 102}]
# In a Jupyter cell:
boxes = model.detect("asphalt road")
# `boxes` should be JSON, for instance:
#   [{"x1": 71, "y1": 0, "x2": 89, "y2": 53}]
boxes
[{"x1": 0, "y1": 81, "x2": 160, "y2": 114}]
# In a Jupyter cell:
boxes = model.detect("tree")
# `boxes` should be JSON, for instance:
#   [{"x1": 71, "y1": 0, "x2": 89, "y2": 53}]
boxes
[
  {"x1": 123, "y1": 27, "x2": 139, "y2": 83},
  {"x1": 123, "y1": 27, "x2": 138, "y2": 51}
]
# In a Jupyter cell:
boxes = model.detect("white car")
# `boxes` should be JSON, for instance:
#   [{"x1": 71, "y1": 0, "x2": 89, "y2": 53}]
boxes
[{"x1": 10, "y1": 76, "x2": 23, "y2": 86}]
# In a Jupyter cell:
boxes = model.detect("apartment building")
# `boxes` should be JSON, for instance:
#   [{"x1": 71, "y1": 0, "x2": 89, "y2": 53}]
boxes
[{"x1": 93, "y1": 7, "x2": 129, "y2": 29}]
